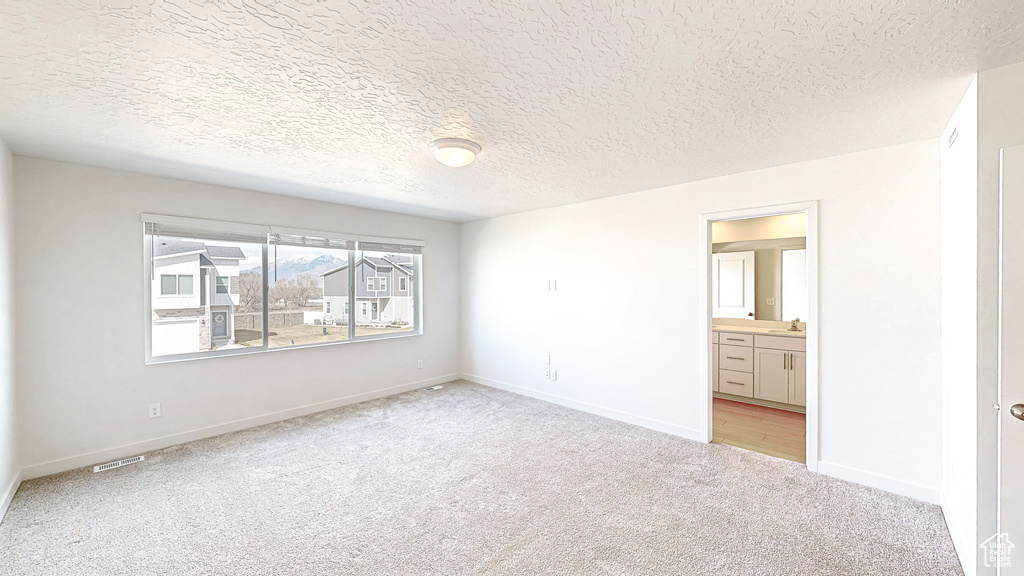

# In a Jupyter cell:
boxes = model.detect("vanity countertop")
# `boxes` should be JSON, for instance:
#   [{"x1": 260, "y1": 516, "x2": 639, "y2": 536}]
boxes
[{"x1": 713, "y1": 325, "x2": 806, "y2": 338}]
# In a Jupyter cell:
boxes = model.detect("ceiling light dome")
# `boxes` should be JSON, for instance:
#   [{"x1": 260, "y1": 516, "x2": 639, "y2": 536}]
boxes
[{"x1": 430, "y1": 138, "x2": 481, "y2": 168}]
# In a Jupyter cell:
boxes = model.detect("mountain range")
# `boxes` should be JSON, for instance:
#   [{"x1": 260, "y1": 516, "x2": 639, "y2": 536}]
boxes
[{"x1": 244, "y1": 254, "x2": 346, "y2": 284}]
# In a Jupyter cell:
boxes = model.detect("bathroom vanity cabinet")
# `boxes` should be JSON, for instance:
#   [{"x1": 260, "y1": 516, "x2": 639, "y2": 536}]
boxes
[{"x1": 713, "y1": 329, "x2": 806, "y2": 411}]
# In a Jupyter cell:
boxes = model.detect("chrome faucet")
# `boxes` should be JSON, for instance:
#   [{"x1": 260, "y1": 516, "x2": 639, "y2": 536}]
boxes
[{"x1": 789, "y1": 318, "x2": 801, "y2": 331}]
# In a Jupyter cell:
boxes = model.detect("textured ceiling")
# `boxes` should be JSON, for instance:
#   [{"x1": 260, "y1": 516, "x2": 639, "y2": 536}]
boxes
[{"x1": 1, "y1": 1, "x2": 1023, "y2": 221}]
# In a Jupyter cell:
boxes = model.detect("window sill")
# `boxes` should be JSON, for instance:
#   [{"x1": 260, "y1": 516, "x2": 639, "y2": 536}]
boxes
[{"x1": 145, "y1": 329, "x2": 421, "y2": 365}]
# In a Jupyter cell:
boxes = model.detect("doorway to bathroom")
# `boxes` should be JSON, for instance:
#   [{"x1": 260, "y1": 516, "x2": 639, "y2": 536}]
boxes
[{"x1": 699, "y1": 202, "x2": 819, "y2": 469}]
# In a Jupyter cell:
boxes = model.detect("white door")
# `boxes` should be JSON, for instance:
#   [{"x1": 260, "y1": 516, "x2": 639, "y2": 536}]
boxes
[
  {"x1": 712, "y1": 251, "x2": 755, "y2": 318},
  {"x1": 1000, "y1": 145, "x2": 1024, "y2": 574}
]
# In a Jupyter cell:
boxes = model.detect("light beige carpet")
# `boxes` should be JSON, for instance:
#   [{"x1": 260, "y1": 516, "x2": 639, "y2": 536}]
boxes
[{"x1": 0, "y1": 381, "x2": 962, "y2": 575}]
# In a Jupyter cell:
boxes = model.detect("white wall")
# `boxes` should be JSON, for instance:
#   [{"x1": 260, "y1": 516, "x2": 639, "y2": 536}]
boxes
[
  {"x1": 461, "y1": 139, "x2": 943, "y2": 501},
  {"x1": 13, "y1": 157, "x2": 460, "y2": 477},
  {"x1": 940, "y1": 77, "x2": 978, "y2": 574},
  {"x1": 0, "y1": 138, "x2": 17, "y2": 519},
  {"x1": 975, "y1": 60, "x2": 1024, "y2": 575}
]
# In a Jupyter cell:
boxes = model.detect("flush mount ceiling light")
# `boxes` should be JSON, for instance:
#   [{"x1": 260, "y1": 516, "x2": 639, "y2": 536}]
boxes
[{"x1": 430, "y1": 138, "x2": 481, "y2": 168}]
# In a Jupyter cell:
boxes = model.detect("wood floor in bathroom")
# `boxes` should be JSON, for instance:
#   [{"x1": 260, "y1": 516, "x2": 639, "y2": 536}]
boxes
[{"x1": 713, "y1": 398, "x2": 806, "y2": 464}]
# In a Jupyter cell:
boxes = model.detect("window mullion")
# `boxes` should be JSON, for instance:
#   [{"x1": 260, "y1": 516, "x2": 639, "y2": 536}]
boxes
[
  {"x1": 348, "y1": 249, "x2": 356, "y2": 341},
  {"x1": 262, "y1": 242, "x2": 269, "y2": 349}
]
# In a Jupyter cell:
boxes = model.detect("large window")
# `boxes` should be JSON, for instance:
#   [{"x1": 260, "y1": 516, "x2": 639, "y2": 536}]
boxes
[{"x1": 144, "y1": 215, "x2": 422, "y2": 363}]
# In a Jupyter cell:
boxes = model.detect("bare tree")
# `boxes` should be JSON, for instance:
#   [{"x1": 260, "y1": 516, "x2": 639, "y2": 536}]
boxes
[
  {"x1": 293, "y1": 273, "x2": 319, "y2": 307},
  {"x1": 238, "y1": 272, "x2": 262, "y2": 312},
  {"x1": 269, "y1": 278, "x2": 294, "y2": 308}
]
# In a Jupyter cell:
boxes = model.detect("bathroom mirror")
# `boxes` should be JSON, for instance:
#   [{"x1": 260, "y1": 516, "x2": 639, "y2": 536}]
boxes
[{"x1": 711, "y1": 238, "x2": 806, "y2": 321}]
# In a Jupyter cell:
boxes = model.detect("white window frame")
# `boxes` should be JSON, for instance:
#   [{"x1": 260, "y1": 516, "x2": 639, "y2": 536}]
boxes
[
  {"x1": 361, "y1": 301, "x2": 369, "y2": 316},
  {"x1": 379, "y1": 277, "x2": 387, "y2": 292},
  {"x1": 143, "y1": 214, "x2": 425, "y2": 364},
  {"x1": 216, "y1": 276, "x2": 229, "y2": 294},
  {"x1": 178, "y1": 275, "x2": 194, "y2": 296},
  {"x1": 399, "y1": 277, "x2": 407, "y2": 291},
  {"x1": 366, "y1": 277, "x2": 375, "y2": 291},
  {"x1": 160, "y1": 274, "x2": 194, "y2": 296},
  {"x1": 325, "y1": 301, "x2": 331, "y2": 313},
  {"x1": 160, "y1": 274, "x2": 177, "y2": 295}
]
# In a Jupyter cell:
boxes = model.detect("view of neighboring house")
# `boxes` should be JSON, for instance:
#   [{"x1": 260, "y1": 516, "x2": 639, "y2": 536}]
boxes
[
  {"x1": 320, "y1": 255, "x2": 414, "y2": 327},
  {"x1": 151, "y1": 239, "x2": 244, "y2": 356}
]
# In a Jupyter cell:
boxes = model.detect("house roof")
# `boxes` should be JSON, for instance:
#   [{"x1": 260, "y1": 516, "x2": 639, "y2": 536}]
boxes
[
  {"x1": 206, "y1": 245, "x2": 246, "y2": 259},
  {"x1": 320, "y1": 262, "x2": 349, "y2": 277},
  {"x1": 199, "y1": 254, "x2": 215, "y2": 268},
  {"x1": 154, "y1": 240, "x2": 206, "y2": 258},
  {"x1": 320, "y1": 256, "x2": 413, "y2": 277},
  {"x1": 153, "y1": 239, "x2": 245, "y2": 261}
]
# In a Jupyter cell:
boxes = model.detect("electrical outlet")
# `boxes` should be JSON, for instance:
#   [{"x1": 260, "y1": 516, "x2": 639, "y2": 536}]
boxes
[
  {"x1": 148, "y1": 403, "x2": 161, "y2": 419},
  {"x1": 545, "y1": 369, "x2": 551, "y2": 379},
  {"x1": 417, "y1": 359, "x2": 423, "y2": 369},
  {"x1": 550, "y1": 369, "x2": 557, "y2": 381},
  {"x1": 766, "y1": 298, "x2": 776, "y2": 306}
]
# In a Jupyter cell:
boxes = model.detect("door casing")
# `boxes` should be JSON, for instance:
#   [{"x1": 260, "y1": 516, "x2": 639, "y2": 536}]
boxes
[{"x1": 699, "y1": 201, "x2": 820, "y2": 471}]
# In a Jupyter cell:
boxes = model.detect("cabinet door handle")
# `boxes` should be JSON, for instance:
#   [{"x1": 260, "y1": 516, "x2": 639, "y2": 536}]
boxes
[
  {"x1": 726, "y1": 338, "x2": 745, "y2": 342},
  {"x1": 726, "y1": 356, "x2": 744, "y2": 360},
  {"x1": 726, "y1": 381, "x2": 745, "y2": 386},
  {"x1": 783, "y1": 352, "x2": 787, "y2": 370}
]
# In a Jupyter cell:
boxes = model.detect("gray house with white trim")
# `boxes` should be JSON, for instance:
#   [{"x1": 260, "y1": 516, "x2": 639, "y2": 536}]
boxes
[{"x1": 320, "y1": 255, "x2": 413, "y2": 326}]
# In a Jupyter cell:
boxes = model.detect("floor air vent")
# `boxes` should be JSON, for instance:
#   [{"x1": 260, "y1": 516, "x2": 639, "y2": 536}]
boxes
[
  {"x1": 93, "y1": 455, "x2": 145, "y2": 473},
  {"x1": 423, "y1": 385, "x2": 444, "y2": 391}
]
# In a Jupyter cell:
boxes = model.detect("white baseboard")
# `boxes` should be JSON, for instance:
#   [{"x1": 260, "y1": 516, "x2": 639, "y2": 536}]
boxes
[
  {"x1": 21, "y1": 374, "x2": 460, "y2": 481},
  {"x1": 1, "y1": 468, "x2": 22, "y2": 526},
  {"x1": 461, "y1": 373, "x2": 703, "y2": 441},
  {"x1": 939, "y1": 491, "x2": 976, "y2": 576},
  {"x1": 817, "y1": 461, "x2": 940, "y2": 504}
]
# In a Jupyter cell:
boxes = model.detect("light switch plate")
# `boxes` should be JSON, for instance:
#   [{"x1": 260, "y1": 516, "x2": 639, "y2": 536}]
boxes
[{"x1": 766, "y1": 298, "x2": 776, "y2": 305}]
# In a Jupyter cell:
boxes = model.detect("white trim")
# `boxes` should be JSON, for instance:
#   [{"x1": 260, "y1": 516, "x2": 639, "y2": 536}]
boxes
[
  {"x1": 461, "y1": 373, "x2": 703, "y2": 441},
  {"x1": 20, "y1": 374, "x2": 460, "y2": 481},
  {"x1": 399, "y1": 276, "x2": 408, "y2": 291},
  {"x1": 152, "y1": 249, "x2": 206, "y2": 261},
  {"x1": 699, "y1": 201, "x2": 820, "y2": 472},
  {"x1": 380, "y1": 276, "x2": 387, "y2": 292},
  {"x1": 141, "y1": 213, "x2": 271, "y2": 237},
  {"x1": 817, "y1": 461, "x2": 940, "y2": 504},
  {"x1": 143, "y1": 215, "x2": 426, "y2": 248},
  {"x1": 0, "y1": 469, "x2": 22, "y2": 526},
  {"x1": 271, "y1": 225, "x2": 425, "y2": 248},
  {"x1": 940, "y1": 492, "x2": 976, "y2": 576}
]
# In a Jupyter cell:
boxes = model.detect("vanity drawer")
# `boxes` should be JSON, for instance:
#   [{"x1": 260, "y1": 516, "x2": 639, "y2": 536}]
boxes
[
  {"x1": 719, "y1": 344, "x2": 754, "y2": 372},
  {"x1": 718, "y1": 333, "x2": 754, "y2": 347},
  {"x1": 753, "y1": 334, "x2": 806, "y2": 352},
  {"x1": 718, "y1": 369, "x2": 753, "y2": 397}
]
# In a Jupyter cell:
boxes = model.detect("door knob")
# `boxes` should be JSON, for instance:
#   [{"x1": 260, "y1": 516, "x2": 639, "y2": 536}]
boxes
[{"x1": 1012, "y1": 404, "x2": 1024, "y2": 421}]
